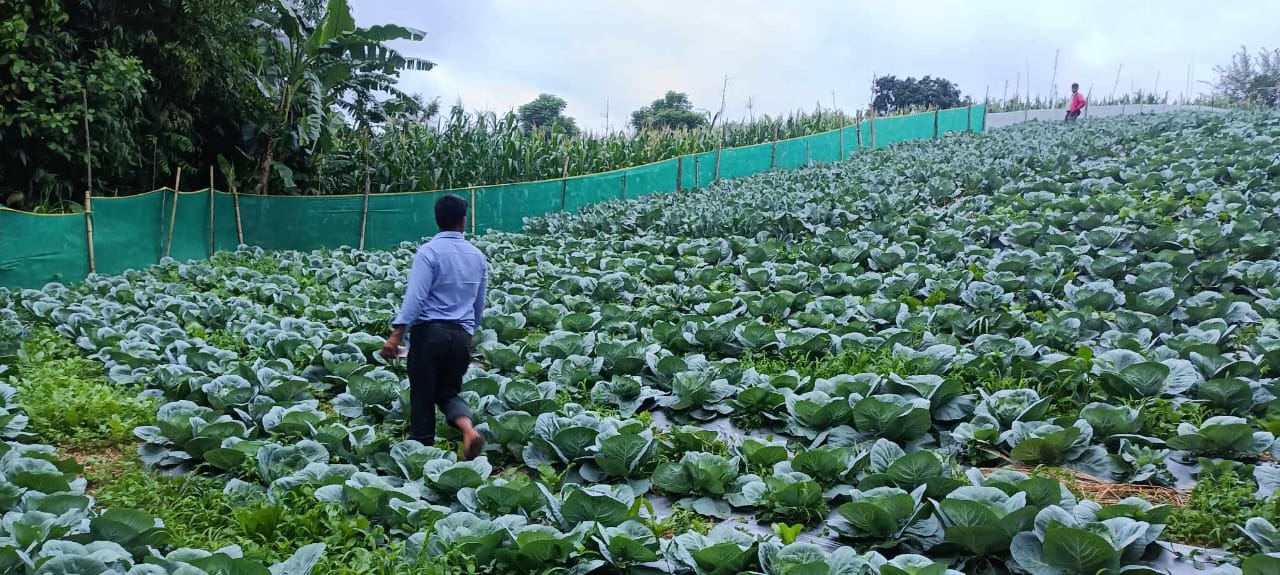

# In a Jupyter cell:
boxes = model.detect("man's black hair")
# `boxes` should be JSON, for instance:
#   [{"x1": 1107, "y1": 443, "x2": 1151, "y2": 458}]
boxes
[
  {"x1": 1071, "y1": 83, "x2": 1079, "y2": 90},
  {"x1": 435, "y1": 194, "x2": 468, "y2": 231}
]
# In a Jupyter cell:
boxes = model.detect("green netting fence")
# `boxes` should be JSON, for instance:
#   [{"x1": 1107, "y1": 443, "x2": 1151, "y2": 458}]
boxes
[{"x1": 0, "y1": 106, "x2": 986, "y2": 289}]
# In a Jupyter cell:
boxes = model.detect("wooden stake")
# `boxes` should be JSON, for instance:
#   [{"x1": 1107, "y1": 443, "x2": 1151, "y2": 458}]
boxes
[
  {"x1": 713, "y1": 144, "x2": 722, "y2": 182},
  {"x1": 558, "y1": 149, "x2": 568, "y2": 210},
  {"x1": 769, "y1": 123, "x2": 779, "y2": 169},
  {"x1": 805, "y1": 141, "x2": 810, "y2": 165},
  {"x1": 81, "y1": 89, "x2": 96, "y2": 274},
  {"x1": 933, "y1": 108, "x2": 940, "y2": 139},
  {"x1": 620, "y1": 171, "x2": 628, "y2": 199},
  {"x1": 694, "y1": 157, "x2": 700, "y2": 189},
  {"x1": 232, "y1": 180, "x2": 244, "y2": 245},
  {"x1": 676, "y1": 156, "x2": 684, "y2": 191},
  {"x1": 856, "y1": 111, "x2": 863, "y2": 149},
  {"x1": 967, "y1": 103, "x2": 973, "y2": 131},
  {"x1": 469, "y1": 188, "x2": 476, "y2": 235},
  {"x1": 207, "y1": 166, "x2": 215, "y2": 256},
  {"x1": 838, "y1": 122, "x2": 845, "y2": 158},
  {"x1": 869, "y1": 111, "x2": 876, "y2": 149},
  {"x1": 359, "y1": 146, "x2": 371, "y2": 250},
  {"x1": 164, "y1": 167, "x2": 182, "y2": 259}
]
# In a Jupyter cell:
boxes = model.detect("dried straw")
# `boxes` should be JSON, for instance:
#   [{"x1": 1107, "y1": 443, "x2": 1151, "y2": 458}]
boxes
[{"x1": 980, "y1": 465, "x2": 1188, "y2": 507}]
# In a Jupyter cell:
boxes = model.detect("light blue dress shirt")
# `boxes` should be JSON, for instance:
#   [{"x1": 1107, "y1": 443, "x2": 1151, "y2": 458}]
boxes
[{"x1": 393, "y1": 231, "x2": 488, "y2": 334}]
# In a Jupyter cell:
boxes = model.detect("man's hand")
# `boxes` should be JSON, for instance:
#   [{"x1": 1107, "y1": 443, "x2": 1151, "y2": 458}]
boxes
[
  {"x1": 380, "y1": 327, "x2": 406, "y2": 359},
  {"x1": 380, "y1": 337, "x2": 401, "y2": 360}
]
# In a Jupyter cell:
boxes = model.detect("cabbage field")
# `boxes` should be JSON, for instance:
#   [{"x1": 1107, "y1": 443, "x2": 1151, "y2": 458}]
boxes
[{"x1": 4, "y1": 111, "x2": 1280, "y2": 574}]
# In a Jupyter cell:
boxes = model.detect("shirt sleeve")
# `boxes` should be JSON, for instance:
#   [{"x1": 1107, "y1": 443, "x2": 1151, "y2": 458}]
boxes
[
  {"x1": 393, "y1": 249, "x2": 434, "y2": 327},
  {"x1": 473, "y1": 261, "x2": 488, "y2": 328}
]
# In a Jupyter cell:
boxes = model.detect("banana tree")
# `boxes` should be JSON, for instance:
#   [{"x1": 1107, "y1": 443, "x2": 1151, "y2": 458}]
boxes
[{"x1": 249, "y1": 0, "x2": 433, "y2": 194}]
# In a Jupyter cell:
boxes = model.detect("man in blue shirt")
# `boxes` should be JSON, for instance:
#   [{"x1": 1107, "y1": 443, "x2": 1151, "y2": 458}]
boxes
[{"x1": 380, "y1": 194, "x2": 488, "y2": 460}]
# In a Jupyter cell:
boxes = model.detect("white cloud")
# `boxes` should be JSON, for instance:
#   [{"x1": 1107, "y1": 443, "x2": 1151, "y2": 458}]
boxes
[{"x1": 354, "y1": 0, "x2": 1280, "y2": 130}]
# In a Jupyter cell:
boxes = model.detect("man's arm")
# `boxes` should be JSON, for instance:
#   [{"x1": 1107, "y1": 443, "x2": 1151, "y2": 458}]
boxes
[
  {"x1": 382, "y1": 250, "x2": 434, "y2": 357},
  {"x1": 473, "y1": 263, "x2": 488, "y2": 329}
]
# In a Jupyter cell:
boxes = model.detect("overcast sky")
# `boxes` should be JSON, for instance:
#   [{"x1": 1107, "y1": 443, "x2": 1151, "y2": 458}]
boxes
[{"x1": 353, "y1": 0, "x2": 1278, "y2": 132}]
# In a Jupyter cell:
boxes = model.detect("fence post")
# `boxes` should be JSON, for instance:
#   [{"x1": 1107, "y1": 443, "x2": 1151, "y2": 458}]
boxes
[
  {"x1": 620, "y1": 171, "x2": 628, "y2": 199},
  {"x1": 80, "y1": 89, "x2": 96, "y2": 274},
  {"x1": 207, "y1": 166, "x2": 216, "y2": 257},
  {"x1": 714, "y1": 143, "x2": 722, "y2": 182},
  {"x1": 359, "y1": 133, "x2": 371, "y2": 250},
  {"x1": 856, "y1": 111, "x2": 863, "y2": 149},
  {"x1": 694, "y1": 156, "x2": 700, "y2": 189},
  {"x1": 232, "y1": 180, "x2": 244, "y2": 245},
  {"x1": 676, "y1": 156, "x2": 684, "y2": 191},
  {"x1": 869, "y1": 111, "x2": 876, "y2": 149},
  {"x1": 805, "y1": 141, "x2": 810, "y2": 165},
  {"x1": 164, "y1": 167, "x2": 182, "y2": 259},
  {"x1": 469, "y1": 188, "x2": 477, "y2": 235},
  {"x1": 769, "y1": 123, "x2": 778, "y2": 169},
  {"x1": 967, "y1": 104, "x2": 973, "y2": 131},
  {"x1": 559, "y1": 152, "x2": 569, "y2": 211},
  {"x1": 933, "y1": 108, "x2": 940, "y2": 139}
]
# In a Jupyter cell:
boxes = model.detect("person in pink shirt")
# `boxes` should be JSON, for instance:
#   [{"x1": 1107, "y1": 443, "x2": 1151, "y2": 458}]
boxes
[{"x1": 1065, "y1": 83, "x2": 1086, "y2": 122}]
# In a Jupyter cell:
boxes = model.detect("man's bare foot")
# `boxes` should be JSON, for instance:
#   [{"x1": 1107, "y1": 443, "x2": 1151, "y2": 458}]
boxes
[{"x1": 461, "y1": 430, "x2": 486, "y2": 461}]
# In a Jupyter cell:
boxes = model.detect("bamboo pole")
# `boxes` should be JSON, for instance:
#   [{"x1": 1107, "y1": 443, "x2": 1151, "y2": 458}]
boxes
[
  {"x1": 856, "y1": 110, "x2": 863, "y2": 149},
  {"x1": 232, "y1": 180, "x2": 244, "y2": 245},
  {"x1": 869, "y1": 110, "x2": 876, "y2": 149},
  {"x1": 358, "y1": 136, "x2": 371, "y2": 250},
  {"x1": 620, "y1": 172, "x2": 628, "y2": 199},
  {"x1": 164, "y1": 167, "x2": 182, "y2": 259},
  {"x1": 694, "y1": 156, "x2": 700, "y2": 189},
  {"x1": 207, "y1": 166, "x2": 215, "y2": 257},
  {"x1": 769, "y1": 123, "x2": 778, "y2": 169},
  {"x1": 1110, "y1": 63, "x2": 1123, "y2": 102},
  {"x1": 81, "y1": 89, "x2": 96, "y2": 274},
  {"x1": 804, "y1": 141, "x2": 810, "y2": 165},
  {"x1": 967, "y1": 103, "x2": 973, "y2": 131},
  {"x1": 559, "y1": 151, "x2": 569, "y2": 211},
  {"x1": 469, "y1": 188, "x2": 476, "y2": 235},
  {"x1": 1024, "y1": 59, "x2": 1031, "y2": 122},
  {"x1": 713, "y1": 143, "x2": 721, "y2": 182},
  {"x1": 1048, "y1": 48, "x2": 1060, "y2": 104},
  {"x1": 933, "y1": 108, "x2": 940, "y2": 139},
  {"x1": 838, "y1": 121, "x2": 845, "y2": 158},
  {"x1": 676, "y1": 156, "x2": 684, "y2": 191}
]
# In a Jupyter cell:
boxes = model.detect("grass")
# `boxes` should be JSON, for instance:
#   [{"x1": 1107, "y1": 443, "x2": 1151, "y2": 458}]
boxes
[
  {"x1": 10, "y1": 326, "x2": 156, "y2": 446},
  {"x1": 1166, "y1": 471, "x2": 1280, "y2": 553},
  {"x1": 93, "y1": 459, "x2": 476, "y2": 574}
]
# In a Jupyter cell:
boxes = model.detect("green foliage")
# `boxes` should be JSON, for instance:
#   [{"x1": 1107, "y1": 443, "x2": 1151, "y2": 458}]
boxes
[
  {"x1": 9, "y1": 327, "x2": 155, "y2": 445},
  {"x1": 630, "y1": 90, "x2": 707, "y2": 130},
  {"x1": 0, "y1": 0, "x2": 266, "y2": 210},
  {"x1": 873, "y1": 75, "x2": 964, "y2": 115},
  {"x1": 1212, "y1": 46, "x2": 1280, "y2": 108},
  {"x1": 517, "y1": 93, "x2": 579, "y2": 137},
  {"x1": 94, "y1": 464, "x2": 454, "y2": 574},
  {"x1": 1167, "y1": 472, "x2": 1280, "y2": 553}
]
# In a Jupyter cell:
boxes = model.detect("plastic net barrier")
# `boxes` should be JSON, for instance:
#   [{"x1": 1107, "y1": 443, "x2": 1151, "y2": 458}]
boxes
[{"x1": 0, "y1": 106, "x2": 986, "y2": 289}]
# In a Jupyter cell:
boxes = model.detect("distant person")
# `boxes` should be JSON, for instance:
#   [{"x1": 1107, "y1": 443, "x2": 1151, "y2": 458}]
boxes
[
  {"x1": 1065, "y1": 83, "x2": 1086, "y2": 122},
  {"x1": 381, "y1": 194, "x2": 487, "y2": 460}
]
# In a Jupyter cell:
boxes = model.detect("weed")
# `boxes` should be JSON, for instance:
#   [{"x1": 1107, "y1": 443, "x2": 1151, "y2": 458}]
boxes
[
  {"x1": 1165, "y1": 471, "x2": 1280, "y2": 552},
  {"x1": 10, "y1": 327, "x2": 155, "y2": 445}
]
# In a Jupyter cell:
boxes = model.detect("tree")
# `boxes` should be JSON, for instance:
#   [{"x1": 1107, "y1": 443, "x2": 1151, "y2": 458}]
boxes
[
  {"x1": 1212, "y1": 46, "x2": 1280, "y2": 107},
  {"x1": 248, "y1": 0, "x2": 434, "y2": 194},
  {"x1": 0, "y1": 0, "x2": 268, "y2": 209},
  {"x1": 630, "y1": 91, "x2": 707, "y2": 130},
  {"x1": 517, "y1": 93, "x2": 579, "y2": 137},
  {"x1": 871, "y1": 75, "x2": 963, "y2": 115}
]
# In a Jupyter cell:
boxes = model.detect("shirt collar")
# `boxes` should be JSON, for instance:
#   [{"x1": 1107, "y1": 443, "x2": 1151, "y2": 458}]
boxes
[{"x1": 435, "y1": 231, "x2": 465, "y2": 240}]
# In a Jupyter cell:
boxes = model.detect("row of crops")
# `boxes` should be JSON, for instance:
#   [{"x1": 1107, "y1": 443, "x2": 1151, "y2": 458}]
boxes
[
  {"x1": 3, "y1": 111, "x2": 1280, "y2": 573},
  {"x1": 315, "y1": 107, "x2": 853, "y2": 196}
]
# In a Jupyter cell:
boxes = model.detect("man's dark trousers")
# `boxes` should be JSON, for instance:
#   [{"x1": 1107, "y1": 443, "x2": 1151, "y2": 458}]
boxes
[{"x1": 407, "y1": 321, "x2": 472, "y2": 444}]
